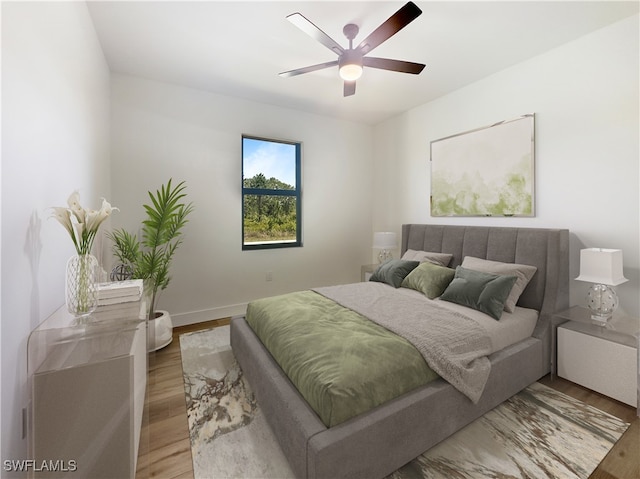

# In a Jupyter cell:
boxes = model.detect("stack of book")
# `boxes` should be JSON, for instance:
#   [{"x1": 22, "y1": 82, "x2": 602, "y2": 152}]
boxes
[{"x1": 94, "y1": 279, "x2": 145, "y2": 321}]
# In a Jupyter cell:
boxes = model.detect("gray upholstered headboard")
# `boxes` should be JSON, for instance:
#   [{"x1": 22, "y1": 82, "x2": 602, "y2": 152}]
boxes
[{"x1": 401, "y1": 224, "x2": 569, "y2": 316}]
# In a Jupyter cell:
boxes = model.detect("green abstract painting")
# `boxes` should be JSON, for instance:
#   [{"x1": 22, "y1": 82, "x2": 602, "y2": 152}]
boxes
[{"x1": 430, "y1": 115, "x2": 535, "y2": 217}]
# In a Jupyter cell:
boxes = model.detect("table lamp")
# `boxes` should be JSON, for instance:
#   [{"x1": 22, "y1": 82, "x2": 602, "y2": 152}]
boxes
[{"x1": 373, "y1": 232, "x2": 397, "y2": 263}]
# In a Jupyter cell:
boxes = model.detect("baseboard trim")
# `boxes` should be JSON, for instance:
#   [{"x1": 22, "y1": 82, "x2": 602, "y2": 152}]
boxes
[{"x1": 171, "y1": 303, "x2": 248, "y2": 327}]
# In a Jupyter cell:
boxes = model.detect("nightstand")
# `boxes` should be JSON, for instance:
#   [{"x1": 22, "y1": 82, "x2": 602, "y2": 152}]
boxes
[
  {"x1": 554, "y1": 306, "x2": 639, "y2": 411},
  {"x1": 361, "y1": 264, "x2": 378, "y2": 281}
]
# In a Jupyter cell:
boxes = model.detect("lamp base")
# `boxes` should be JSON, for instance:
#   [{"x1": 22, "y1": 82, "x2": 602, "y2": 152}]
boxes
[
  {"x1": 589, "y1": 312, "x2": 611, "y2": 325},
  {"x1": 378, "y1": 250, "x2": 392, "y2": 263},
  {"x1": 586, "y1": 283, "x2": 618, "y2": 326}
]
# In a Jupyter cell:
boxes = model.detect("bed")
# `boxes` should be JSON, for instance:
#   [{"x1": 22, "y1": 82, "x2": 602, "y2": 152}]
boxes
[{"x1": 231, "y1": 224, "x2": 569, "y2": 479}]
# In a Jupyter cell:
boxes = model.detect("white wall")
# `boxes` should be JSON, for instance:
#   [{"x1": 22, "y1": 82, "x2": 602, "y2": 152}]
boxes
[
  {"x1": 1, "y1": 2, "x2": 111, "y2": 465},
  {"x1": 372, "y1": 15, "x2": 639, "y2": 318},
  {"x1": 110, "y1": 74, "x2": 374, "y2": 325}
]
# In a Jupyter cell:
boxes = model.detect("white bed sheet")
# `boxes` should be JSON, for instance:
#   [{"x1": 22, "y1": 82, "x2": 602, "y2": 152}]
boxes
[{"x1": 393, "y1": 286, "x2": 539, "y2": 354}]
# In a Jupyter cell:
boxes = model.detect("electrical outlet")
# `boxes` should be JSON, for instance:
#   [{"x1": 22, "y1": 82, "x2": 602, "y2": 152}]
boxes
[{"x1": 266, "y1": 271, "x2": 273, "y2": 282}]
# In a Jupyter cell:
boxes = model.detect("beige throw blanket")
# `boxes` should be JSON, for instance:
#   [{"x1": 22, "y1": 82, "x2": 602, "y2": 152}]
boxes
[{"x1": 314, "y1": 282, "x2": 492, "y2": 403}]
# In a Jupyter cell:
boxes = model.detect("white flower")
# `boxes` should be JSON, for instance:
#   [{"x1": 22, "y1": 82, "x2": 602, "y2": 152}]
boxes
[
  {"x1": 73, "y1": 221, "x2": 85, "y2": 243},
  {"x1": 52, "y1": 192, "x2": 118, "y2": 255},
  {"x1": 99, "y1": 198, "x2": 118, "y2": 216},
  {"x1": 85, "y1": 210, "x2": 101, "y2": 233},
  {"x1": 67, "y1": 191, "x2": 85, "y2": 223},
  {"x1": 51, "y1": 207, "x2": 74, "y2": 237}
]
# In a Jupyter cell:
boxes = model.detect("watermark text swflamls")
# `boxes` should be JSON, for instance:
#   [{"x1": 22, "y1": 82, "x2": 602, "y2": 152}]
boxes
[{"x1": 3, "y1": 459, "x2": 78, "y2": 473}]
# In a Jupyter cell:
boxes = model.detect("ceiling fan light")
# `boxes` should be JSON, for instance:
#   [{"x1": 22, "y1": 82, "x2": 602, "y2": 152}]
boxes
[
  {"x1": 339, "y1": 49, "x2": 363, "y2": 81},
  {"x1": 339, "y1": 63, "x2": 363, "y2": 81}
]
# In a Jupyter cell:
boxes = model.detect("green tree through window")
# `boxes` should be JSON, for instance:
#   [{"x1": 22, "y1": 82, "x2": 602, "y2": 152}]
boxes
[{"x1": 242, "y1": 136, "x2": 301, "y2": 250}]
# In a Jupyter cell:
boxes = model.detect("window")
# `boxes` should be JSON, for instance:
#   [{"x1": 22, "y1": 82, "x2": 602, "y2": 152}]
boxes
[{"x1": 242, "y1": 135, "x2": 302, "y2": 250}]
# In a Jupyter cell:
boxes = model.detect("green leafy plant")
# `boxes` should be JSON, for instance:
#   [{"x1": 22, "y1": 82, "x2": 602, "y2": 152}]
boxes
[{"x1": 109, "y1": 179, "x2": 194, "y2": 321}]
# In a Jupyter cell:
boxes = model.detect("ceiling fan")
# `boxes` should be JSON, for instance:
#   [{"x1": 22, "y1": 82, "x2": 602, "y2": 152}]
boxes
[{"x1": 279, "y1": 1, "x2": 426, "y2": 97}]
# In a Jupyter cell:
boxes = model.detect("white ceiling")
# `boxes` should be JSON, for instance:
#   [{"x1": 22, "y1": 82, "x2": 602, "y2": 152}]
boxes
[{"x1": 87, "y1": 1, "x2": 639, "y2": 125}]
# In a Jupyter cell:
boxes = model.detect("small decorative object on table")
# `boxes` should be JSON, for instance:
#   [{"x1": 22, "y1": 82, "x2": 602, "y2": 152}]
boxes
[
  {"x1": 93, "y1": 279, "x2": 144, "y2": 322},
  {"x1": 110, "y1": 263, "x2": 133, "y2": 282},
  {"x1": 51, "y1": 191, "x2": 118, "y2": 318},
  {"x1": 575, "y1": 248, "x2": 628, "y2": 324}
]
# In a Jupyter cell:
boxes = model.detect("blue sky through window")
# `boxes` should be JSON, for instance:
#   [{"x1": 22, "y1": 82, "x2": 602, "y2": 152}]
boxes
[{"x1": 243, "y1": 137, "x2": 296, "y2": 188}]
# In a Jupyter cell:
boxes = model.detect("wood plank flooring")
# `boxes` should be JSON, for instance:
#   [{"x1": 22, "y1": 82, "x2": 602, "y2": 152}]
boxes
[
  {"x1": 136, "y1": 319, "x2": 228, "y2": 479},
  {"x1": 137, "y1": 320, "x2": 638, "y2": 479}
]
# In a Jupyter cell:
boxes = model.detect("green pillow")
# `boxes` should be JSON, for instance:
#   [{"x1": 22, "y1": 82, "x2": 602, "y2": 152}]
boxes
[
  {"x1": 401, "y1": 262, "x2": 455, "y2": 299},
  {"x1": 440, "y1": 266, "x2": 518, "y2": 320},
  {"x1": 370, "y1": 260, "x2": 419, "y2": 288}
]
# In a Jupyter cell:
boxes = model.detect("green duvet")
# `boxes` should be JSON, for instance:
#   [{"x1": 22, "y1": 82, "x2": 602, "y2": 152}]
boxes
[{"x1": 245, "y1": 290, "x2": 439, "y2": 427}]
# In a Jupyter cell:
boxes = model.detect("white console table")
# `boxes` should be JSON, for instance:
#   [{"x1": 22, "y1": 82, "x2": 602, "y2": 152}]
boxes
[{"x1": 28, "y1": 305, "x2": 147, "y2": 478}]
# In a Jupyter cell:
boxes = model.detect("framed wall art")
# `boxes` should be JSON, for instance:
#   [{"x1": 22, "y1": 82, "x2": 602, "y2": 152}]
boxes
[{"x1": 430, "y1": 114, "x2": 535, "y2": 217}]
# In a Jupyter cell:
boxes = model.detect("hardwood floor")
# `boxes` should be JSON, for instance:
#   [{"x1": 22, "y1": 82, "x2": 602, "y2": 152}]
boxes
[
  {"x1": 137, "y1": 320, "x2": 638, "y2": 479},
  {"x1": 136, "y1": 318, "x2": 229, "y2": 479}
]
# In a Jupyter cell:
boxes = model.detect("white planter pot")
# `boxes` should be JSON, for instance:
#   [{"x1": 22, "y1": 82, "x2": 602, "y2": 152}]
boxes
[{"x1": 148, "y1": 310, "x2": 173, "y2": 351}]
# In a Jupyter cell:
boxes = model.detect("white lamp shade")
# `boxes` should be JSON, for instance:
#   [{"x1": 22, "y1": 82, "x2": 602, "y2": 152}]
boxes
[
  {"x1": 373, "y1": 232, "x2": 397, "y2": 250},
  {"x1": 575, "y1": 248, "x2": 628, "y2": 286}
]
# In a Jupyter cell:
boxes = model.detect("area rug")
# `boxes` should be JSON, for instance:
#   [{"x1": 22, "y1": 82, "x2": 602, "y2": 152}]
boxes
[{"x1": 180, "y1": 326, "x2": 630, "y2": 479}]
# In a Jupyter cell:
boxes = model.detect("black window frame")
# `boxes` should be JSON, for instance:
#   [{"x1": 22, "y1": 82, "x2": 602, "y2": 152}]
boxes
[{"x1": 241, "y1": 135, "x2": 302, "y2": 250}]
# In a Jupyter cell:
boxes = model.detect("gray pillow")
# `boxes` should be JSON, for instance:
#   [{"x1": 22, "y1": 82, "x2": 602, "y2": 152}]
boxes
[
  {"x1": 370, "y1": 260, "x2": 420, "y2": 288},
  {"x1": 402, "y1": 249, "x2": 453, "y2": 267},
  {"x1": 461, "y1": 257, "x2": 537, "y2": 313},
  {"x1": 440, "y1": 266, "x2": 518, "y2": 320},
  {"x1": 401, "y1": 262, "x2": 455, "y2": 299}
]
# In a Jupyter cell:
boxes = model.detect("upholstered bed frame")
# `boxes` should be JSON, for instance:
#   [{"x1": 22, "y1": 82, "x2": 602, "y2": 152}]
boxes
[{"x1": 231, "y1": 224, "x2": 569, "y2": 479}]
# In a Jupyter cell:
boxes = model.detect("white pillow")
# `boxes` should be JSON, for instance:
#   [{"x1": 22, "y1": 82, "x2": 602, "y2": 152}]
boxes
[
  {"x1": 402, "y1": 249, "x2": 453, "y2": 267},
  {"x1": 461, "y1": 256, "x2": 537, "y2": 313}
]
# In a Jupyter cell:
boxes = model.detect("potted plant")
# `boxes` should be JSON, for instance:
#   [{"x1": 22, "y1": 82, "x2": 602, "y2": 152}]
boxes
[{"x1": 109, "y1": 179, "x2": 194, "y2": 350}]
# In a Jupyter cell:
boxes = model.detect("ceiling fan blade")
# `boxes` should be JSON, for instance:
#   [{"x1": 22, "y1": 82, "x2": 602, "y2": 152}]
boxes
[
  {"x1": 363, "y1": 57, "x2": 425, "y2": 74},
  {"x1": 343, "y1": 81, "x2": 356, "y2": 97},
  {"x1": 287, "y1": 13, "x2": 344, "y2": 55},
  {"x1": 279, "y1": 60, "x2": 339, "y2": 78},
  {"x1": 357, "y1": 2, "x2": 422, "y2": 55}
]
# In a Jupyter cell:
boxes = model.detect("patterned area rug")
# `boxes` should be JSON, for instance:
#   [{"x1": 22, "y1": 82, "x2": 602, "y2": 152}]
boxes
[{"x1": 180, "y1": 326, "x2": 630, "y2": 479}]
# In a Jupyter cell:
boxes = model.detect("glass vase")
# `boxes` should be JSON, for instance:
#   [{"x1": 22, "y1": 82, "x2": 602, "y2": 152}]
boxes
[{"x1": 65, "y1": 254, "x2": 99, "y2": 318}]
